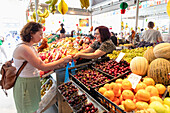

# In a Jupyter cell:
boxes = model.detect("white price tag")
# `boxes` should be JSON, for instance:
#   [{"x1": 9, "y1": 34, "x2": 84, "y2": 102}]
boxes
[
  {"x1": 115, "y1": 52, "x2": 125, "y2": 63},
  {"x1": 128, "y1": 73, "x2": 142, "y2": 89}
]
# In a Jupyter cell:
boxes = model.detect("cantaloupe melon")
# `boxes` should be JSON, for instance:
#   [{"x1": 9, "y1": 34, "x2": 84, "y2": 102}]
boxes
[
  {"x1": 153, "y1": 43, "x2": 170, "y2": 59},
  {"x1": 143, "y1": 47, "x2": 156, "y2": 64},
  {"x1": 130, "y1": 57, "x2": 148, "y2": 76},
  {"x1": 148, "y1": 58, "x2": 170, "y2": 85}
]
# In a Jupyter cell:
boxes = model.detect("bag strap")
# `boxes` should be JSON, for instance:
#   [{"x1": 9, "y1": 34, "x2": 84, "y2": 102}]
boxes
[{"x1": 15, "y1": 61, "x2": 28, "y2": 81}]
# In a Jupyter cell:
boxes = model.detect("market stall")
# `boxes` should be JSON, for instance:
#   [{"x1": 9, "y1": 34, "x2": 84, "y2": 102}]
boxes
[
  {"x1": 23, "y1": 0, "x2": 170, "y2": 113},
  {"x1": 36, "y1": 33, "x2": 170, "y2": 113}
]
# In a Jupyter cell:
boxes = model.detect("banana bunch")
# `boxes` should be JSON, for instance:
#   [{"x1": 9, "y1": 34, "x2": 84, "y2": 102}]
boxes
[
  {"x1": 37, "y1": 8, "x2": 49, "y2": 18},
  {"x1": 38, "y1": 17, "x2": 46, "y2": 24},
  {"x1": 32, "y1": 10, "x2": 36, "y2": 22},
  {"x1": 80, "y1": 0, "x2": 90, "y2": 9},
  {"x1": 45, "y1": 0, "x2": 58, "y2": 14},
  {"x1": 58, "y1": 0, "x2": 68, "y2": 15},
  {"x1": 49, "y1": 5, "x2": 57, "y2": 14}
]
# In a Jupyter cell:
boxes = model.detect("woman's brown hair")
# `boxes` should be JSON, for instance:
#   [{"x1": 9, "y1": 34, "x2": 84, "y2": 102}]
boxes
[
  {"x1": 94, "y1": 26, "x2": 111, "y2": 42},
  {"x1": 20, "y1": 22, "x2": 43, "y2": 42}
]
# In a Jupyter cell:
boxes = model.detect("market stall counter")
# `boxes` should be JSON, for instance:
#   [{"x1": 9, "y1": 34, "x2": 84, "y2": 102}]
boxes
[{"x1": 55, "y1": 66, "x2": 109, "y2": 113}]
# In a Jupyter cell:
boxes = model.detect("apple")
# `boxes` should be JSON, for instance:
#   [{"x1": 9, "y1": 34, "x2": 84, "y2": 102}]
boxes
[
  {"x1": 149, "y1": 101, "x2": 166, "y2": 113},
  {"x1": 164, "y1": 104, "x2": 170, "y2": 113},
  {"x1": 164, "y1": 97, "x2": 170, "y2": 107}
]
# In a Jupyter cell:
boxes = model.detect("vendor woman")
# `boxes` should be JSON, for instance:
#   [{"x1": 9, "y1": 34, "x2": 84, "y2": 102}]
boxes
[{"x1": 73, "y1": 26, "x2": 116, "y2": 59}]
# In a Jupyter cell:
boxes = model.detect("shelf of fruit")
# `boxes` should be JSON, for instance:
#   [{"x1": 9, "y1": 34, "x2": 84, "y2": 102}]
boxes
[
  {"x1": 71, "y1": 67, "x2": 114, "y2": 93},
  {"x1": 37, "y1": 36, "x2": 95, "y2": 76},
  {"x1": 93, "y1": 59, "x2": 132, "y2": 78},
  {"x1": 107, "y1": 46, "x2": 149, "y2": 63},
  {"x1": 91, "y1": 76, "x2": 170, "y2": 113},
  {"x1": 40, "y1": 77, "x2": 55, "y2": 99},
  {"x1": 58, "y1": 81, "x2": 109, "y2": 113}
]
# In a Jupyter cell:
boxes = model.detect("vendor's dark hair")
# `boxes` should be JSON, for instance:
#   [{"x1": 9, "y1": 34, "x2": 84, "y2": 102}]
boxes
[
  {"x1": 94, "y1": 26, "x2": 111, "y2": 42},
  {"x1": 148, "y1": 21, "x2": 154, "y2": 28},
  {"x1": 20, "y1": 22, "x2": 43, "y2": 42}
]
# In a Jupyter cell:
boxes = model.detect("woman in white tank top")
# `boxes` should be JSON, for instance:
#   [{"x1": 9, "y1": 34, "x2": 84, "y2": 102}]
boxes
[{"x1": 12, "y1": 22, "x2": 72, "y2": 113}]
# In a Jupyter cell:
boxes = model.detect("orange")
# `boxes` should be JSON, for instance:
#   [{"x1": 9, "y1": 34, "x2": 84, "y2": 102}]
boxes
[
  {"x1": 150, "y1": 96, "x2": 163, "y2": 104},
  {"x1": 118, "y1": 105, "x2": 125, "y2": 110},
  {"x1": 117, "y1": 83, "x2": 123, "y2": 91},
  {"x1": 122, "y1": 90, "x2": 134, "y2": 100},
  {"x1": 103, "y1": 83, "x2": 110, "y2": 90},
  {"x1": 135, "y1": 89, "x2": 150, "y2": 102},
  {"x1": 119, "y1": 95, "x2": 123, "y2": 103},
  {"x1": 134, "y1": 82, "x2": 147, "y2": 92},
  {"x1": 98, "y1": 87, "x2": 107, "y2": 95},
  {"x1": 103, "y1": 90, "x2": 115, "y2": 100},
  {"x1": 143, "y1": 78, "x2": 155, "y2": 86},
  {"x1": 145, "y1": 86, "x2": 159, "y2": 97},
  {"x1": 109, "y1": 82, "x2": 120, "y2": 93},
  {"x1": 123, "y1": 99, "x2": 136, "y2": 112},
  {"x1": 112, "y1": 97, "x2": 120, "y2": 105},
  {"x1": 115, "y1": 89, "x2": 121, "y2": 97},
  {"x1": 122, "y1": 79, "x2": 132, "y2": 90},
  {"x1": 155, "y1": 84, "x2": 166, "y2": 95},
  {"x1": 115, "y1": 79, "x2": 123, "y2": 84},
  {"x1": 136, "y1": 101, "x2": 148, "y2": 110}
]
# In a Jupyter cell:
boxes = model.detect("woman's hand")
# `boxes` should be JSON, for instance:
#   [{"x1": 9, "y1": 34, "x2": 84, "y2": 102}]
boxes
[
  {"x1": 56, "y1": 55, "x2": 72, "y2": 69},
  {"x1": 62, "y1": 55, "x2": 72, "y2": 63},
  {"x1": 73, "y1": 53, "x2": 81, "y2": 59}
]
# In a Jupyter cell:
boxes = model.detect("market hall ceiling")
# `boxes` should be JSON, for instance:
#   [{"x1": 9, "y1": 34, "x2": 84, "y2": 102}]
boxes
[{"x1": 28, "y1": 0, "x2": 152, "y2": 16}]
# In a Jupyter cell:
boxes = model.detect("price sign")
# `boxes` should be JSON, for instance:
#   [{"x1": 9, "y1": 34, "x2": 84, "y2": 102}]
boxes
[
  {"x1": 128, "y1": 73, "x2": 142, "y2": 89},
  {"x1": 115, "y1": 52, "x2": 125, "y2": 63}
]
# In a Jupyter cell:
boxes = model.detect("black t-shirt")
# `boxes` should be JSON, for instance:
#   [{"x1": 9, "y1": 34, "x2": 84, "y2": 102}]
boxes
[
  {"x1": 111, "y1": 36, "x2": 117, "y2": 46},
  {"x1": 60, "y1": 28, "x2": 65, "y2": 33}
]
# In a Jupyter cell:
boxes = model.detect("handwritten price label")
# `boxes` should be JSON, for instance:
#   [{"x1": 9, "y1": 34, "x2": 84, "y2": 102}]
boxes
[
  {"x1": 128, "y1": 73, "x2": 142, "y2": 89},
  {"x1": 115, "y1": 52, "x2": 125, "y2": 63}
]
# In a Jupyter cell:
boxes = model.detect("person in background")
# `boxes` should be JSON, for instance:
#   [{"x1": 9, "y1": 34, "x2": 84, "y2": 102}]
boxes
[
  {"x1": 12, "y1": 22, "x2": 72, "y2": 113},
  {"x1": 125, "y1": 32, "x2": 130, "y2": 42},
  {"x1": 127, "y1": 30, "x2": 136, "y2": 44},
  {"x1": 73, "y1": 26, "x2": 116, "y2": 59},
  {"x1": 56, "y1": 23, "x2": 66, "y2": 39},
  {"x1": 141, "y1": 21, "x2": 163, "y2": 43},
  {"x1": 110, "y1": 32, "x2": 117, "y2": 46},
  {"x1": 71, "y1": 30, "x2": 75, "y2": 37}
]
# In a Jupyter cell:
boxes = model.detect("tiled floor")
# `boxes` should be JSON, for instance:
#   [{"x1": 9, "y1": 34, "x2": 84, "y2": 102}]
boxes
[
  {"x1": 0, "y1": 74, "x2": 58, "y2": 113},
  {"x1": 0, "y1": 77, "x2": 17, "y2": 113}
]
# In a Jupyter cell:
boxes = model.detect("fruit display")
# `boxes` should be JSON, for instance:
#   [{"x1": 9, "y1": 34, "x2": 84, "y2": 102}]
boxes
[
  {"x1": 135, "y1": 41, "x2": 154, "y2": 48},
  {"x1": 147, "y1": 58, "x2": 170, "y2": 86},
  {"x1": 94, "y1": 59, "x2": 131, "y2": 77},
  {"x1": 107, "y1": 47, "x2": 148, "y2": 63},
  {"x1": 58, "y1": 81, "x2": 78, "y2": 100},
  {"x1": 153, "y1": 43, "x2": 170, "y2": 59},
  {"x1": 134, "y1": 41, "x2": 165, "y2": 48},
  {"x1": 96, "y1": 77, "x2": 168, "y2": 112},
  {"x1": 37, "y1": 36, "x2": 94, "y2": 76},
  {"x1": 68, "y1": 94, "x2": 87, "y2": 110},
  {"x1": 143, "y1": 47, "x2": 156, "y2": 64},
  {"x1": 77, "y1": 102, "x2": 98, "y2": 113},
  {"x1": 73, "y1": 69, "x2": 112, "y2": 88},
  {"x1": 130, "y1": 57, "x2": 148, "y2": 76},
  {"x1": 41, "y1": 78, "x2": 54, "y2": 98},
  {"x1": 57, "y1": 81, "x2": 110, "y2": 113}
]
